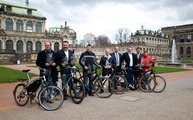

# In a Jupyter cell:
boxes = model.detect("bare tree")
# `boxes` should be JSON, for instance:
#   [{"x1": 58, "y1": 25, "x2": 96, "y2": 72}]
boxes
[
  {"x1": 83, "y1": 33, "x2": 96, "y2": 46},
  {"x1": 115, "y1": 28, "x2": 130, "y2": 44},
  {"x1": 95, "y1": 35, "x2": 111, "y2": 46}
]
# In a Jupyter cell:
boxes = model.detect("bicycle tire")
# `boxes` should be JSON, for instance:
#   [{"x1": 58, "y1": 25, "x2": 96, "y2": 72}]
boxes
[
  {"x1": 153, "y1": 75, "x2": 166, "y2": 93},
  {"x1": 38, "y1": 86, "x2": 64, "y2": 111},
  {"x1": 13, "y1": 83, "x2": 29, "y2": 106},
  {"x1": 139, "y1": 76, "x2": 156, "y2": 92},
  {"x1": 69, "y1": 78, "x2": 85, "y2": 104},
  {"x1": 114, "y1": 75, "x2": 127, "y2": 94},
  {"x1": 94, "y1": 77, "x2": 114, "y2": 98}
]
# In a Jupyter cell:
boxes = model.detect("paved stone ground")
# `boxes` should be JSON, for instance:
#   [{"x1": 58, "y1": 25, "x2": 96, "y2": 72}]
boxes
[{"x1": 0, "y1": 64, "x2": 193, "y2": 120}]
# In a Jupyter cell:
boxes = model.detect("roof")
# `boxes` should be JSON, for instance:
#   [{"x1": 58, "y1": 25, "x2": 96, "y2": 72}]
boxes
[
  {"x1": 132, "y1": 25, "x2": 168, "y2": 38},
  {"x1": 0, "y1": 0, "x2": 45, "y2": 18}
]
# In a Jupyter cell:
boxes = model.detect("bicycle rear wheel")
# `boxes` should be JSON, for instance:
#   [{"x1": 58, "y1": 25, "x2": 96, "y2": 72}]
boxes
[
  {"x1": 94, "y1": 77, "x2": 114, "y2": 98},
  {"x1": 153, "y1": 75, "x2": 166, "y2": 93},
  {"x1": 38, "y1": 86, "x2": 64, "y2": 111},
  {"x1": 13, "y1": 83, "x2": 29, "y2": 106},
  {"x1": 139, "y1": 76, "x2": 156, "y2": 92},
  {"x1": 69, "y1": 78, "x2": 85, "y2": 104},
  {"x1": 114, "y1": 75, "x2": 127, "y2": 94}
]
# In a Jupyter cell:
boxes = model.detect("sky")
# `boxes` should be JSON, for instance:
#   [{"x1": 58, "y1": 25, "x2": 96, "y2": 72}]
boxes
[{"x1": 6, "y1": 0, "x2": 193, "y2": 43}]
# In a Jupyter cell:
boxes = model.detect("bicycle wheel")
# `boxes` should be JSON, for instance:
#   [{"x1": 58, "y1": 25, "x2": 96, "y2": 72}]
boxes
[
  {"x1": 114, "y1": 75, "x2": 127, "y2": 94},
  {"x1": 69, "y1": 78, "x2": 85, "y2": 104},
  {"x1": 13, "y1": 83, "x2": 29, "y2": 106},
  {"x1": 153, "y1": 75, "x2": 166, "y2": 93},
  {"x1": 139, "y1": 76, "x2": 156, "y2": 92},
  {"x1": 38, "y1": 86, "x2": 64, "y2": 111},
  {"x1": 94, "y1": 77, "x2": 114, "y2": 98}
]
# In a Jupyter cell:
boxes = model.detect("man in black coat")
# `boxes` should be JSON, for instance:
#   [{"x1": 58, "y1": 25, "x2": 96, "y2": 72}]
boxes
[
  {"x1": 123, "y1": 46, "x2": 137, "y2": 89},
  {"x1": 79, "y1": 44, "x2": 98, "y2": 96},
  {"x1": 136, "y1": 47, "x2": 143, "y2": 65},
  {"x1": 110, "y1": 46, "x2": 123, "y2": 74},
  {"x1": 36, "y1": 41, "x2": 58, "y2": 86},
  {"x1": 100, "y1": 48, "x2": 115, "y2": 76},
  {"x1": 57, "y1": 41, "x2": 75, "y2": 100}
]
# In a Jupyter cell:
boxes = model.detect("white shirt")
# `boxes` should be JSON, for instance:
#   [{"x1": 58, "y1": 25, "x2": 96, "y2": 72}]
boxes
[
  {"x1": 128, "y1": 53, "x2": 133, "y2": 66},
  {"x1": 64, "y1": 50, "x2": 69, "y2": 61}
]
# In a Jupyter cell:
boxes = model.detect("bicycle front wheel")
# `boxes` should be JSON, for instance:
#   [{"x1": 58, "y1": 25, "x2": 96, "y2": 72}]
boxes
[
  {"x1": 38, "y1": 86, "x2": 64, "y2": 111},
  {"x1": 139, "y1": 76, "x2": 156, "y2": 92},
  {"x1": 114, "y1": 75, "x2": 127, "y2": 94},
  {"x1": 94, "y1": 77, "x2": 114, "y2": 98},
  {"x1": 69, "y1": 78, "x2": 85, "y2": 104},
  {"x1": 153, "y1": 75, "x2": 166, "y2": 93},
  {"x1": 13, "y1": 83, "x2": 29, "y2": 106}
]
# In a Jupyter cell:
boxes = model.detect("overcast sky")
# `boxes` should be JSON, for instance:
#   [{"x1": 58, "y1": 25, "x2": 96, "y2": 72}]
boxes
[{"x1": 7, "y1": 0, "x2": 193, "y2": 42}]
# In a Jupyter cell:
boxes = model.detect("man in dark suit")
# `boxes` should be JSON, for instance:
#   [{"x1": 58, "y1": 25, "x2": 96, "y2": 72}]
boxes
[
  {"x1": 36, "y1": 41, "x2": 58, "y2": 87},
  {"x1": 123, "y1": 46, "x2": 137, "y2": 89},
  {"x1": 136, "y1": 47, "x2": 143, "y2": 65},
  {"x1": 57, "y1": 41, "x2": 75, "y2": 100},
  {"x1": 110, "y1": 46, "x2": 123, "y2": 74}
]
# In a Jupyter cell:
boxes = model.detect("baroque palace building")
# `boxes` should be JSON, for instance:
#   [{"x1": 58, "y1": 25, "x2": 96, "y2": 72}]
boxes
[
  {"x1": 0, "y1": 0, "x2": 76, "y2": 63},
  {"x1": 162, "y1": 24, "x2": 193, "y2": 58}
]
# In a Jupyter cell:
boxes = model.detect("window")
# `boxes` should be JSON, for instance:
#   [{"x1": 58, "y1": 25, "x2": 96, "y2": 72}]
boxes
[
  {"x1": 26, "y1": 41, "x2": 33, "y2": 52},
  {"x1": 180, "y1": 35, "x2": 184, "y2": 42},
  {"x1": 16, "y1": 40, "x2": 23, "y2": 53},
  {"x1": 16, "y1": 20, "x2": 23, "y2": 31},
  {"x1": 54, "y1": 42, "x2": 59, "y2": 52},
  {"x1": 187, "y1": 47, "x2": 191, "y2": 54},
  {"x1": 36, "y1": 41, "x2": 42, "y2": 52},
  {"x1": 63, "y1": 35, "x2": 68, "y2": 39},
  {"x1": 187, "y1": 35, "x2": 192, "y2": 42},
  {"x1": 26, "y1": 21, "x2": 33, "y2": 32},
  {"x1": 36, "y1": 22, "x2": 42, "y2": 33},
  {"x1": 5, "y1": 18, "x2": 13, "y2": 31},
  {"x1": 180, "y1": 47, "x2": 183, "y2": 54},
  {"x1": 6, "y1": 40, "x2": 13, "y2": 49}
]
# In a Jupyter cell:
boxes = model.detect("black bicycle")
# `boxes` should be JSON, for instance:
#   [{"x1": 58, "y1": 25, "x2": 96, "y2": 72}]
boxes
[
  {"x1": 59, "y1": 66, "x2": 85, "y2": 104},
  {"x1": 13, "y1": 68, "x2": 64, "y2": 111}
]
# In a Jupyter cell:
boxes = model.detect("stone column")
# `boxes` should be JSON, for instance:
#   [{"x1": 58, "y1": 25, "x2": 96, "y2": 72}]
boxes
[
  {"x1": 13, "y1": 18, "x2": 17, "y2": 31},
  {"x1": 42, "y1": 20, "x2": 45, "y2": 33},
  {"x1": 33, "y1": 21, "x2": 36, "y2": 32},
  {"x1": 23, "y1": 19, "x2": 26, "y2": 32}
]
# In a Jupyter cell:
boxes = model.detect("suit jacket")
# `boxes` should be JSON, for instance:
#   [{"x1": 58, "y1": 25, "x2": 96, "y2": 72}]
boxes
[
  {"x1": 57, "y1": 49, "x2": 74, "y2": 66},
  {"x1": 36, "y1": 50, "x2": 58, "y2": 83},
  {"x1": 136, "y1": 53, "x2": 143, "y2": 64},
  {"x1": 123, "y1": 52, "x2": 137, "y2": 69},
  {"x1": 110, "y1": 52, "x2": 123, "y2": 68},
  {"x1": 99, "y1": 55, "x2": 115, "y2": 69}
]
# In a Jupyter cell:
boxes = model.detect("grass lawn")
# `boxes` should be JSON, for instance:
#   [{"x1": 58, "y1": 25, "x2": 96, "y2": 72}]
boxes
[
  {"x1": 153, "y1": 66, "x2": 190, "y2": 74},
  {"x1": 0, "y1": 66, "x2": 37, "y2": 83}
]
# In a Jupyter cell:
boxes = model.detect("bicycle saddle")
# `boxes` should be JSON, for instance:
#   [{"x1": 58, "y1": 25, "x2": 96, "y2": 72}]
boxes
[{"x1": 22, "y1": 69, "x2": 30, "y2": 72}]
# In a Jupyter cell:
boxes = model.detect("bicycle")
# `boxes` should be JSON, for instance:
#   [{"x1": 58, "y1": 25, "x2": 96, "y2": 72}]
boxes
[
  {"x1": 13, "y1": 68, "x2": 64, "y2": 111},
  {"x1": 133, "y1": 64, "x2": 156, "y2": 92},
  {"x1": 150, "y1": 65, "x2": 167, "y2": 93},
  {"x1": 77, "y1": 66, "x2": 114, "y2": 98},
  {"x1": 59, "y1": 66, "x2": 85, "y2": 104}
]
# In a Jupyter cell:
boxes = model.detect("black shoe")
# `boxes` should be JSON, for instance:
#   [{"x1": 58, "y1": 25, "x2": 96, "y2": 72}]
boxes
[
  {"x1": 63, "y1": 96, "x2": 68, "y2": 101},
  {"x1": 88, "y1": 93, "x2": 94, "y2": 96}
]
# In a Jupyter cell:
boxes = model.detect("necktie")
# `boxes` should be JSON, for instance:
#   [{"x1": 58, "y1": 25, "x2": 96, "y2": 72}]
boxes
[{"x1": 116, "y1": 53, "x2": 119, "y2": 65}]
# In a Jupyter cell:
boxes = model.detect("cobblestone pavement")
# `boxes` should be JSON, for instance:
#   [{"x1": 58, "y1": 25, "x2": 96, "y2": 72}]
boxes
[{"x1": 0, "y1": 64, "x2": 193, "y2": 120}]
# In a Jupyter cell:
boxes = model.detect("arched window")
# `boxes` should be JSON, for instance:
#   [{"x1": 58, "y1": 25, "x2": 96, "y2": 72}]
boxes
[
  {"x1": 16, "y1": 40, "x2": 23, "y2": 53},
  {"x1": 6, "y1": 40, "x2": 13, "y2": 49},
  {"x1": 26, "y1": 21, "x2": 33, "y2": 32},
  {"x1": 180, "y1": 47, "x2": 183, "y2": 54},
  {"x1": 16, "y1": 20, "x2": 23, "y2": 31},
  {"x1": 36, "y1": 41, "x2": 42, "y2": 52},
  {"x1": 54, "y1": 42, "x2": 59, "y2": 52},
  {"x1": 6, "y1": 18, "x2": 13, "y2": 31},
  {"x1": 187, "y1": 47, "x2": 191, "y2": 54},
  {"x1": 36, "y1": 22, "x2": 42, "y2": 33},
  {"x1": 26, "y1": 41, "x2": 33, "y2": 52}
]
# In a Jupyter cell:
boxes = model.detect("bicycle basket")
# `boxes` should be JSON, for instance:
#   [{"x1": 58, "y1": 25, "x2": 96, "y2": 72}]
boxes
[{"x1": 26, "y1": 79, "x2": 42, "y2": 92}]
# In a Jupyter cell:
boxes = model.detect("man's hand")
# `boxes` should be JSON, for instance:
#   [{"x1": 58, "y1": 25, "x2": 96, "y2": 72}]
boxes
[
  {"x1": 84, "y1": 66, "x2": 88, "y2": 70},
  {"x1": 45, "y1": 63, "x2": 50, "y2": 66},
  {"x1": 61, "y1": 63, "x2": 66, "y2": 67},
  {"x1": 51, "y1": 63, "x2": 56, "y2": 66}
]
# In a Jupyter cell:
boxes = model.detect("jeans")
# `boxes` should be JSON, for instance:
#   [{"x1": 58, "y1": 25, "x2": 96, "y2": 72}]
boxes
[
  {"x1": 83, "y1": 70, "x2": 94, "y2": 94},
  {"x1": 125, "y1": 67, "x2": 134, "y2": 85}
]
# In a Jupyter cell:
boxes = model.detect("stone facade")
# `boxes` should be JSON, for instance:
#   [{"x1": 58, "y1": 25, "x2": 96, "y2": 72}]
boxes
[{"x1": 162, "y1": 24, "x2": 193, "y2": 58}]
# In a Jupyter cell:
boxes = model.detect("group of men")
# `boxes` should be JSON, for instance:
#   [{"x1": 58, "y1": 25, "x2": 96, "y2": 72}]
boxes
[{"x1": 36, "y1": 41, "x2": 154, "y2": 100}]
